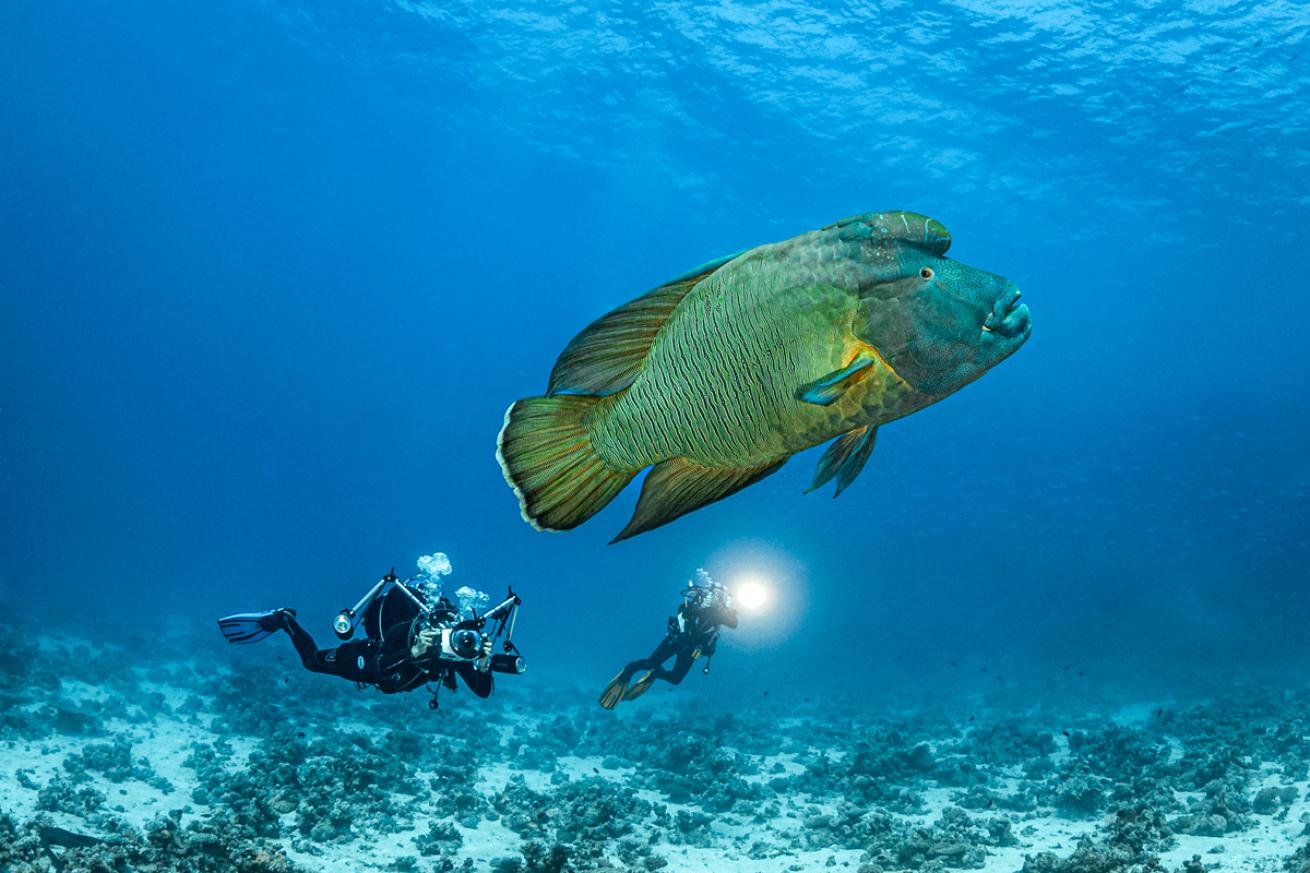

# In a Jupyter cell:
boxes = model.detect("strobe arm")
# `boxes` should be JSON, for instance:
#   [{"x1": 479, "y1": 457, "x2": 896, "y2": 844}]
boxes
[
  {"x1": 333, "y1": 569, "x2": 397, "y2": 640},
  {"x1": 482, "y1": 589, "x2": 521, "y2": 624}
]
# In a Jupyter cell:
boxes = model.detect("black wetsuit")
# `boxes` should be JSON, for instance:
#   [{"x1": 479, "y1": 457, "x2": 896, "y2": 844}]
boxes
[
  {"x1": 620, "y1": 601, "x2": 738, "y2": 686},
  {"x1": 281, "y1": 612, "x2": 493, "y2": 698}
]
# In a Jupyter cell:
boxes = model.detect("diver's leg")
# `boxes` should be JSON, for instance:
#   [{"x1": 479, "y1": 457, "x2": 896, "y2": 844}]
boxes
[
  {"x1": 618, "y1": 658, "x2": 656, "y2": 682},
  {"x1": 277, "y1": 612, "x2": 380, "y2": 682},
  {"x1": 620, "y1": 637, "x2": 678, "y2": 682},
  {"x1": 621, "y1": 638, "x2": 687, "y2": 701},
  {"x1": 278, "y1": 612, "x2": 324, "y2": 669},
  {"x1": 306, "y1": 640, "x2": 382, "y2": 683},
  {"x1": 656, "y1": 649, "x2": 697, "y2": 686}
]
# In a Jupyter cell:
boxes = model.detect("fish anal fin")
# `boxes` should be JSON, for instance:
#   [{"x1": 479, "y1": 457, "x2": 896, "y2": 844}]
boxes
[
  {"x1": 806, "y1": 425, "x2": 878, "y2": 497},
  {"x1": 547, "y1": 251, "x2": 744, "y2": 397},
  {"x1": 611, "y1": 456, "x2": 787, "y2": 543},
  {"x1": 798, "y1": 352, "x2": 875, "y2": 406}
]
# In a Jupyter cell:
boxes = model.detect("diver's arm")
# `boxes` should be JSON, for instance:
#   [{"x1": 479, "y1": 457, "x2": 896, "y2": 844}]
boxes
[
  {"x1": 695, "y1": 604, "x2": 736, "y2": 630},
  {"x1": 455, "y1": 661, "x2": 494, "y2": 698}
]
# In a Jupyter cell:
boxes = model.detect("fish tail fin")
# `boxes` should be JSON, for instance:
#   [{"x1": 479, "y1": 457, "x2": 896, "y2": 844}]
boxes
[{"x1": 496, "y1": 395, "x2": 635, "y2": 531}]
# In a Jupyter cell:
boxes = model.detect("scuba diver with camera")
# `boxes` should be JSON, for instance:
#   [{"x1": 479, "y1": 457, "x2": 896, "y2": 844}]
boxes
[
  {"x1": 599, "y1": 572, "x2": 738, "y2": 709},
  {"x1": 218, "y1": 555, "x2": 525, "y2": 708}
]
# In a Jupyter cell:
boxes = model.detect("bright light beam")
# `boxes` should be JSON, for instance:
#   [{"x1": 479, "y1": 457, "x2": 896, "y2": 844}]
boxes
[{"x1": 733, "y1": 574, "x2": 772, "y2": 613}]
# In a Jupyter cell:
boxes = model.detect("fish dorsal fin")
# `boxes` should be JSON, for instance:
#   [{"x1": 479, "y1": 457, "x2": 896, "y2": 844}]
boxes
[
  {"x1": 547, "y1": 251, "x2": 743, "y2": 396},
  {"x1": 611, "y1": 456, "x2": 787, "y2": 542},
  {"x1": 805, "y1": 425, "x2": 878, "y2": 497}
]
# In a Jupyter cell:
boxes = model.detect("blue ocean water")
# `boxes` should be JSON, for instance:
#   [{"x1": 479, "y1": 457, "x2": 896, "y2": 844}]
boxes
[
  {"x1": 2, "y1": 2, "x2": 1310, "y2": 870},
  {"x1": 5, "y1": 0, "x2": 1307, "y2": 687}
]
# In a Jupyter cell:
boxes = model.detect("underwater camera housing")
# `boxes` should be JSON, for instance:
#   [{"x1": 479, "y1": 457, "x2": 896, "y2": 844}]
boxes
[
  {"x1": 434, "y1": 627, "x2": 525, "y2": 674},
  {"x1": 441, "y1": 626, "x2": 483, "y2": 660},
  {"x1": 424, "y1": 592, "x2": 527, "y2": 675},
  {"x1": 685, "y1": 580, "x2": 731, "y2": 611}
]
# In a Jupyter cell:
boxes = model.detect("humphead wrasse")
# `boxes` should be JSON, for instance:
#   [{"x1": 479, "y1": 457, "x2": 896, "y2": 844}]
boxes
[{"x1": 497, "y1": 211, "x2": 1032, "y2": 542}]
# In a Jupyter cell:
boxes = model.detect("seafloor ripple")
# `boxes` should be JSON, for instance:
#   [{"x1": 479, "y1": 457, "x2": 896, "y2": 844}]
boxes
[{"x1": 3, "y1": 633, "x2": 1310, "y2": 872}]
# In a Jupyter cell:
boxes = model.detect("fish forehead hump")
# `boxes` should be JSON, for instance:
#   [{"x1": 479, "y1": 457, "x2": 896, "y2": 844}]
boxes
[
  {"x1": 822, "y1": 210, "x2": 951, "y2": 254},
  {"x1": 707, "y1": 210, "x2": 950, "y2": 297}
]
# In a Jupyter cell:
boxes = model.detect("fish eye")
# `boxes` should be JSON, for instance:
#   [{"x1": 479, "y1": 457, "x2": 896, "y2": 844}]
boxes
[{"x1": 919, "y1": 267, "x2": 935, "y2": 280}]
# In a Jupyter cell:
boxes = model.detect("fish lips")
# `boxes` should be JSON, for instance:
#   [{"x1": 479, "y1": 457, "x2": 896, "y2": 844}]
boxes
[{"x1": 982, "y1": 286, "x2": 1031, "y2": 339}]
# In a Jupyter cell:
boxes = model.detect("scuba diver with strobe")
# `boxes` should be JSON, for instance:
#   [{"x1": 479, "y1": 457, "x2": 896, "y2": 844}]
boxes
[
  {"x1": 599, "y1": 571, "x2": 738, "y2": 709},
  {"x1": 218, "y1": 553, "x2": 526, "y2": 709}
]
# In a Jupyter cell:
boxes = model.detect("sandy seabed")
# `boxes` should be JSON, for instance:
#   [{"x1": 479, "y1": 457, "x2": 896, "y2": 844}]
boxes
[{"x1": 3, "y1": 634, "x2": 1310, "y2": 873}]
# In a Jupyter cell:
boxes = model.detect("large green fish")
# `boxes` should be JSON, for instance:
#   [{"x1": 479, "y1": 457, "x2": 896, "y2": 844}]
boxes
[{"x1": 497, "y1": 211, "x2": 1031, "y2": 542}]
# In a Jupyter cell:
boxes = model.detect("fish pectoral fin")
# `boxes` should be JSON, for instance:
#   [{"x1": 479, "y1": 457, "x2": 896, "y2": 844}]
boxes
[
  {"x1": 611, "y1": 457, "x2": 787, "y2": 543},
  {"x1": 797, "y1": 352, "x2": 875, "y2": 406},
  {"x1": 547, "y1": 251, "x2": 745, "y2": 397},
  {"x1": 805, "y1": 425, "x2": 878, "y2": 498}
]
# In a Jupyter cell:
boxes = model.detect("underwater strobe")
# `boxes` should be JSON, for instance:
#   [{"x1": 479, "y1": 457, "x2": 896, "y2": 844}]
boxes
[
  {"x1": 334, "y1": 569, "x2": 398, "y2": 640},
  {"x1": 467, "y1": 589, "x2": 527, "y2": 676}
]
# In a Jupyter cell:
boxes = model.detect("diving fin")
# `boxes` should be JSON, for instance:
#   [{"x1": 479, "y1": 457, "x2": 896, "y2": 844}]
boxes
[
  {"x1": 798, "y1": 352, "x2": 874, "y2": 406},
  {"x1": 623, "y1": 671, "x2": 656, "y2": 702},
  {"x1": 217, "y1": 609, "x2": 293, "y2": 645},
  {"x1": 599, "y1": 671, "x2": 629, "y2": 710}
]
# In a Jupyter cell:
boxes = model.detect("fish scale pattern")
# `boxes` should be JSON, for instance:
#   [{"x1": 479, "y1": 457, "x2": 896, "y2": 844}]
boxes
[{"x1": 595, "y1": 264, "x2": 845, "y2": 470}]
